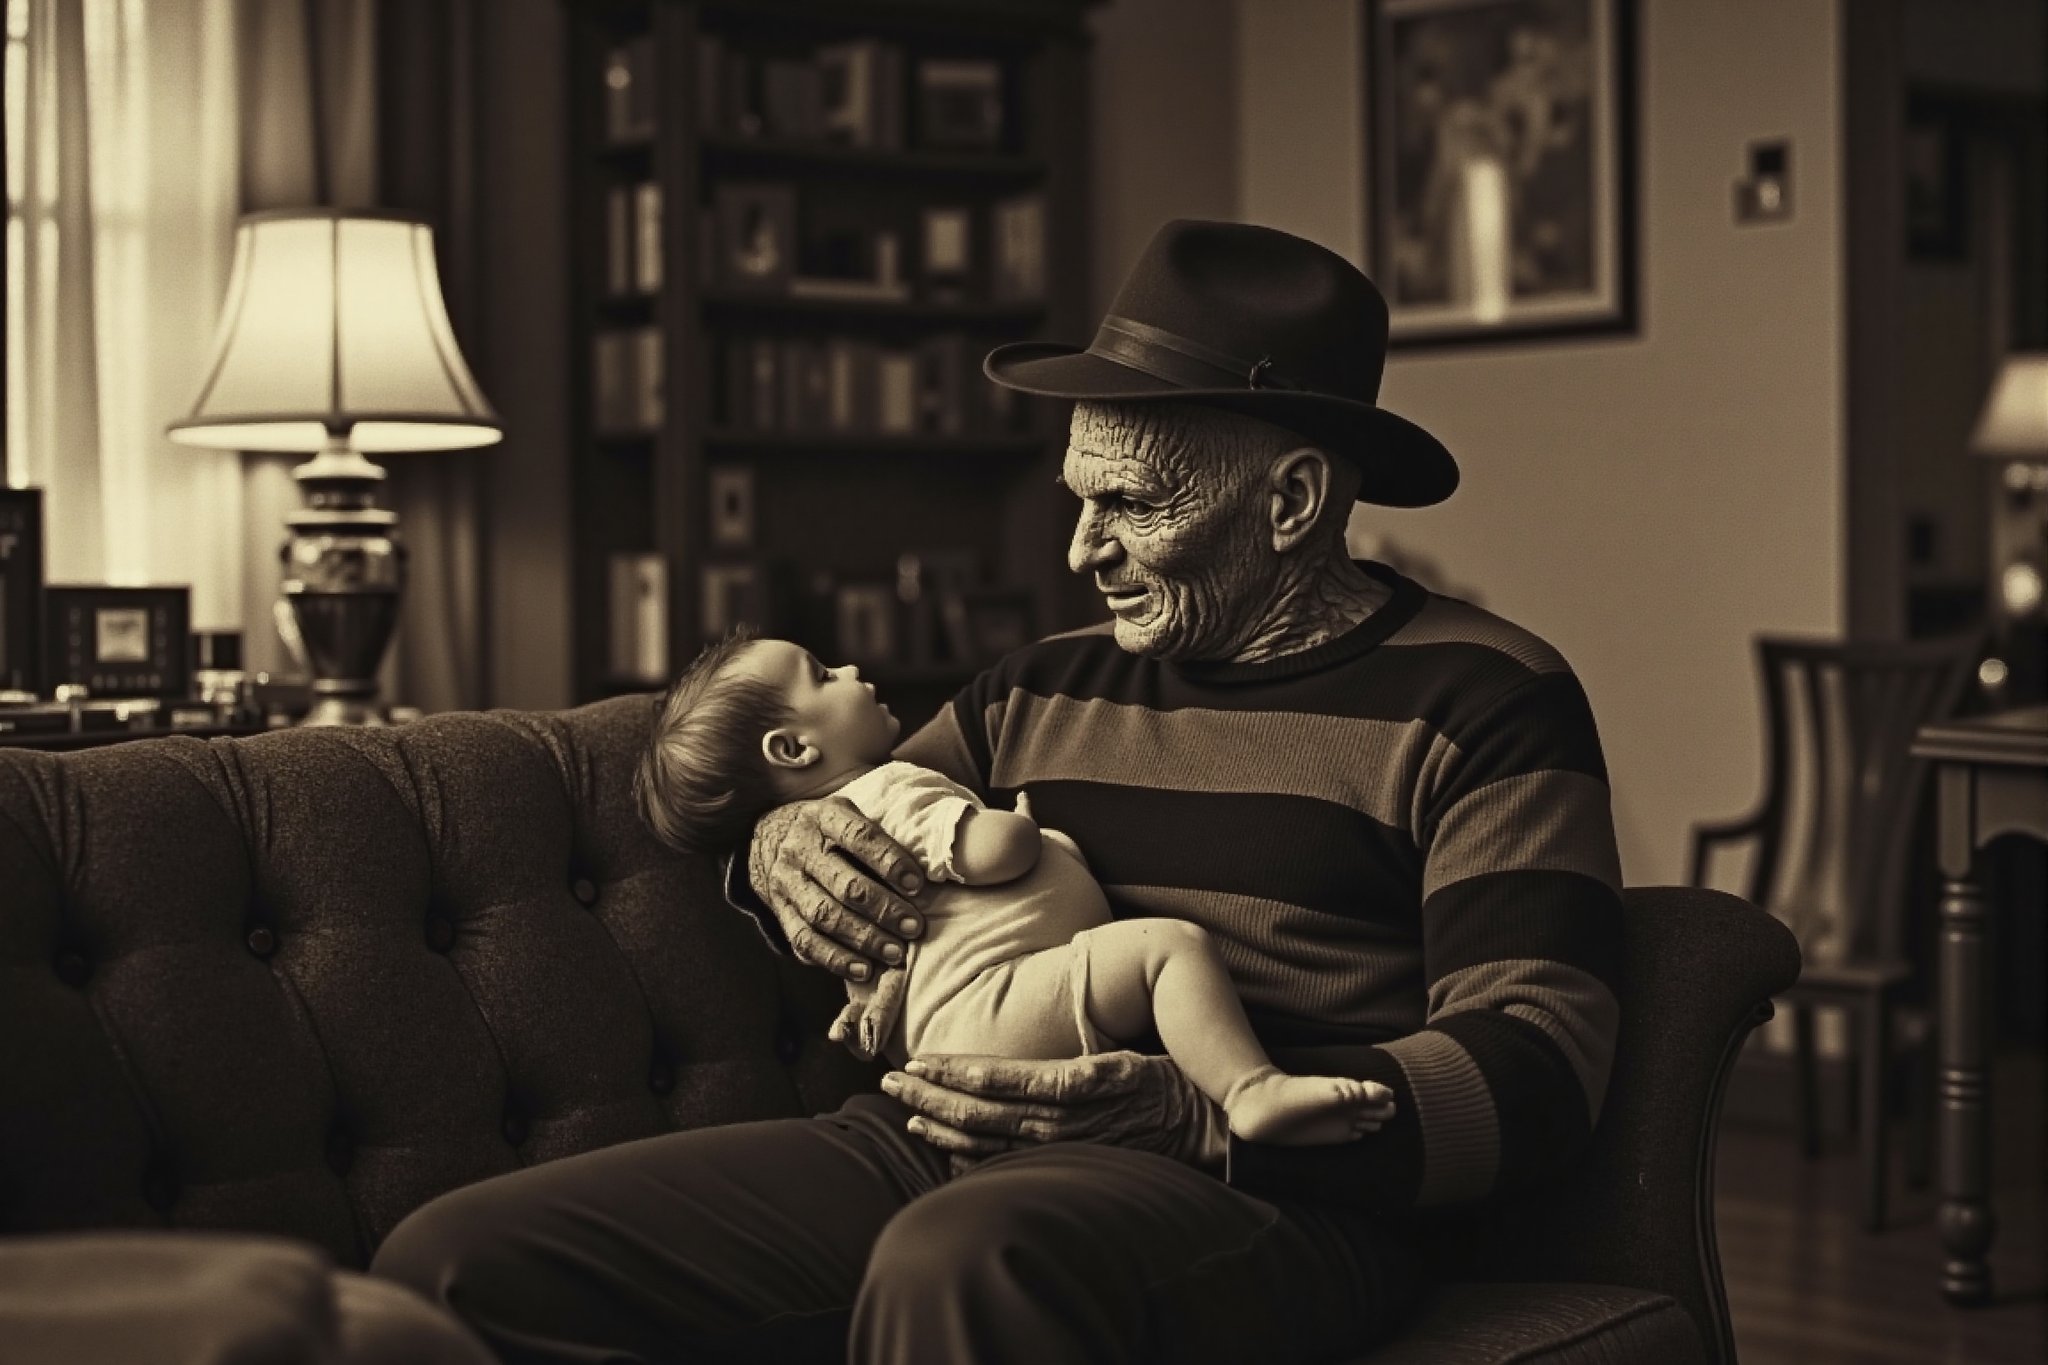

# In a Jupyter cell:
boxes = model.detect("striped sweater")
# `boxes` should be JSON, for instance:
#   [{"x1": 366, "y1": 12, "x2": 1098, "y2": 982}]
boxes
[{"x1": 891, "y1": 562, "x2": 1624, "y2": 1214}]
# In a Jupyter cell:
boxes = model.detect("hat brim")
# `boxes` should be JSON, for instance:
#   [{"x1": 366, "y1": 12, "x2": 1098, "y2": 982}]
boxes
[{"x1": 985, "y1": 341, "x2": 1459, "y2": 509}]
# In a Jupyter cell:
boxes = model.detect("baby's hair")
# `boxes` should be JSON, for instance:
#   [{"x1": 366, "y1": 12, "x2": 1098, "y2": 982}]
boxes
[{"x1": 633, "y1": 625, "x2": 795, "y2": 856}]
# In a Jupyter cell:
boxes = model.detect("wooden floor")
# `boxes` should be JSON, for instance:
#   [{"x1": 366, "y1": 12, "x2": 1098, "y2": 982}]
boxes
[{"x1": 1716, "y1": 1050, "x2": 2047, "y2": 1364}]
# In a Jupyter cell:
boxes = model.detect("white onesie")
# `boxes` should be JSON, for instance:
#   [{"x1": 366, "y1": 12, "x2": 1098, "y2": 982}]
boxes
[{"x1": 833, "y1": 762, "x2": 1119, "y2": 1066}]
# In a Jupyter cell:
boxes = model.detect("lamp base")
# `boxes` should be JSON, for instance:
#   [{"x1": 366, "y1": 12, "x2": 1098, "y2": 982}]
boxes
[
  {"x1": 302, "y1": 693, "x2": 390, "y2": 728},
  {"x1": 281, "y1": 434, "x2": 405, "y2": 728}
]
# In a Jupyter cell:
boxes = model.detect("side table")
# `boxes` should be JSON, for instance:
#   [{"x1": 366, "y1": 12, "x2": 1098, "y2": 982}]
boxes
[{"x1": 1910, "y1": 704, "x2": 2048, "y2": 1306}]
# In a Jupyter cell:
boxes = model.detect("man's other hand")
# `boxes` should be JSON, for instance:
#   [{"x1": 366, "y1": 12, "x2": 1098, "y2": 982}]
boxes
[
  {"x1": 881, "y1": 1052, "x2": 1228, "y2": 1177},
  {"x1": 749, "y1": 798, "x2": 926, "y2": 982}
]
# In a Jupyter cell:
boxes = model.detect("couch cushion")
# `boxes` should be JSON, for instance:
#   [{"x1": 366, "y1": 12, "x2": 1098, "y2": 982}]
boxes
[
  {"x1": 0, "y1": 1230, "x2": 495, "y2": 1365},
  {"x1": 1356, "y1": 1283, "x2": 1706, "y2": 1364},
  {"x1": 0, "y1": 700, "x2": 873, "y2": 1265}
]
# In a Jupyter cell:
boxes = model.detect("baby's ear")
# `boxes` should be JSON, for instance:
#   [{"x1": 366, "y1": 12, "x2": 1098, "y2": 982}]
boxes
[{"x1": 762, "y1": 727, "x2": 819, "y2": 771}]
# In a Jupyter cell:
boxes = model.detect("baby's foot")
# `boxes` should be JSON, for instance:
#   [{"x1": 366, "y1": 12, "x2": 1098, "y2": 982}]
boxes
[{"x1": 1223, "y1": 1067, "x2": 1395, "y2": 1146}]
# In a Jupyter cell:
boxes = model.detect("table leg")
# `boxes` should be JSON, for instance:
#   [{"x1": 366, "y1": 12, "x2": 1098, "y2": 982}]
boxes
[{"x1": 1936, "y1": 871, "x2": 1994, "y2": 1305}]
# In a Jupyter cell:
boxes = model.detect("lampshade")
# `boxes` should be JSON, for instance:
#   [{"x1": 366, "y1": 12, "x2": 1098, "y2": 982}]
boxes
[
  {"x1": 1969, "y1": 351, "x2": 2048, "y2": 459},
  {"x1": 167, "y1": 210, "x2": 502, "y2": 453}
]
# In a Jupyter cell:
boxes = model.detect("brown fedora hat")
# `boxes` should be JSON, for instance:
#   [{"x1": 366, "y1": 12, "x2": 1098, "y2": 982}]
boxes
[{"x1": 985, "y1": 219, "x2": 1458, "y2": 508}]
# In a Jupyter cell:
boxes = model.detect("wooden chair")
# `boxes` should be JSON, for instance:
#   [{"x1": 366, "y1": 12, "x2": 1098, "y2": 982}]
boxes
[{"x1": 1689, "y1": 635, "x2": 1977, "y2": 1231}]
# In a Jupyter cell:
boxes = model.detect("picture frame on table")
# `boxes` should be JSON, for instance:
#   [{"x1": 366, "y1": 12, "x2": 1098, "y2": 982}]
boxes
[
  {"x1": 712, "y1": 182, "x2": 797, "y2": 293},
  {"x1": 42, "y1": 585, "x2": 191, "y2": 700},
  {"x1": 0, "y1": 488, "x2": 44, "y2": 695},
  {"x1": 1362, "y1": 0, "x2": 1638, "y2": 348}
]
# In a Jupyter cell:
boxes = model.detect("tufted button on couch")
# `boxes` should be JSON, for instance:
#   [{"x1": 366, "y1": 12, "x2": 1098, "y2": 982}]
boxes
[{"x1": 0, "y1": 697, "x2": 1798, "y2": 1363}]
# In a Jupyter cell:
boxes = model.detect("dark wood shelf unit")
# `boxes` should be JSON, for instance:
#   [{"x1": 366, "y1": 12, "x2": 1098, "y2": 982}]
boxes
[
  {"x1": 699, "y1": 132, "x2": 1047, "y2": 182},
  {"x1": 703, "y1": 430, "x2": 1046, "y2": 458},
  {"x1": 566, "y1": 0, "x2": 1099, "y2": 718},
  {"x1": 699, "y1": 289, "x2": 1047, "y2": 327}
]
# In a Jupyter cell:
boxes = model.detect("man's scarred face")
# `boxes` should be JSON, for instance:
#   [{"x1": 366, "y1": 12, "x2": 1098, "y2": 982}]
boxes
[{"x1": 1062, "y1": 402, "x2": 1290, "y2": 661}]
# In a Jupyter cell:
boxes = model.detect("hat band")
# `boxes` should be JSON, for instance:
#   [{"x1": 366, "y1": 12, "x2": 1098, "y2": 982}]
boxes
[{"x1": 1090, "y1": 315, "x2": 1308, "y2": 393}]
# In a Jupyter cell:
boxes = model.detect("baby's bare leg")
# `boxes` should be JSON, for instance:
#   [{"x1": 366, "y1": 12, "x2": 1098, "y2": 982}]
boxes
[{"x1": 1078, "y1": 919, "x2": 1392, "y2": 1146}]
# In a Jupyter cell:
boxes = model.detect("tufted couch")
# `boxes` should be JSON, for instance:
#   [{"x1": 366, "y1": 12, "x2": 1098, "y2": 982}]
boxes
[{"x1": 0, "y1": 698, "x2": 1799, "y2": 1363}]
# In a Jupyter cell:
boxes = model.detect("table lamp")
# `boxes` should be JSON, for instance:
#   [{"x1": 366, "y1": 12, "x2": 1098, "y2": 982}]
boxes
[
  {"x1": 1970, "y1": 350, "x2": 2048, "y2": 697},
  {"x1": 1971, "y1": 351, "x2": 2048, "y2": 462},
  {"x1": 167, "y1": 210, "x2": 501, "y2": 726}
]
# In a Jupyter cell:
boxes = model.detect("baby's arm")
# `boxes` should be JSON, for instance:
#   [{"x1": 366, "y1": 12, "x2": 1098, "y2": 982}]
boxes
[{"x1": 950, "y1": 808, "x2": 1042, "y2": 885}]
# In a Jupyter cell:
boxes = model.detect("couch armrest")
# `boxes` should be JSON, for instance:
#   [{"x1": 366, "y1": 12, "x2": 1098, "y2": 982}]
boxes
[{"x1": 0, "y1": 1231, "x2": 493, "y2": 1365}]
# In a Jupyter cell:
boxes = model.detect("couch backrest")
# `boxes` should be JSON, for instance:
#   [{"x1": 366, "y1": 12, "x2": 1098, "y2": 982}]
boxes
[
  {"x1": 0, "y1": 699, "x2": 874, "y2": 1267},
  {"x1": 1446, "y1": 885, "x2": 1800, "y2": 1364}
]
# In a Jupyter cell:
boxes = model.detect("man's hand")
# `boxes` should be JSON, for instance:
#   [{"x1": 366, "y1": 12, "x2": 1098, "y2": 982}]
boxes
[
  {"x1": 749, "y1": 798, "x2": 926, "y2": 982},
  {"x1": 880, "y1": 1051, "x2": 1227, "y2": 1177}
]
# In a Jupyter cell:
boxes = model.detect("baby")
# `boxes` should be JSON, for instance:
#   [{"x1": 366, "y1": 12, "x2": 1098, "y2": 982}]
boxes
[{"x1": 634, "y1": 628, "x2": 1394, "y2": 1147}]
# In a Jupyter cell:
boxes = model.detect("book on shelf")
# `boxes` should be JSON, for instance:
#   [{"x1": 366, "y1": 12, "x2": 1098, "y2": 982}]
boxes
[
  {"x1": 607, "y1": 552, "x2": 668, "y2": 685},
  {"x1": 915, "y1": 58, "x2": 1005, "y2": 150},
  {"x1": 593, "y1": 326, "x2": 664, "y2": 433},
  {"x1": 603, "y1": 35, "x2": 657, "y2": 144},
  {"x1": 991, "y1": 192, "x2": 1047, "y2": 302},
  {"x1": 633, "y1": 182, "x2": 662, "y2": 291},
  {"x1": 919, "y1": 206, "x2": 973, "y2": 303},
  {"x1": 762, "y1": 57, "x2": 825, "y2": 141},
  {"x1": 915, "y1": 333, "x2": 971, "y2": 437},
  {"x1": 605, "y1": 182, "x2": 662, "y2": 295},
  {"x1": 825, "y1": 339, "x2": 881, "y2": 432},
  {"x1": 700, "y1": 562, "x2": 763, "y2": 639},
  {"x1": 818, "y1": 39, "x2": 905, "y2": 150},
  {"x1": 877, "y1": 352, "x2": 919, "y2": 435},
  {"x1": 778, "y1": 339, "x2": 832, "y2": 431}
]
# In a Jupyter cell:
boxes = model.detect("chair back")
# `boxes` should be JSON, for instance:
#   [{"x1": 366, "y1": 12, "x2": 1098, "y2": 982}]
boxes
[
  {"x1": 1739, "y1": 636, "x2": 1974, "y2": 961},
  {"x1": 1445, "y1": 887, "x2": 1801, "y2": 1365}
]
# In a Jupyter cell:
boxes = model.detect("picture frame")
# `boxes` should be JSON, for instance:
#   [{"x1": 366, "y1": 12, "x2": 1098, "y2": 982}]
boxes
[
  {"x1": 42, "y1": 585, "x2": 191, "y2": 699},
  {"x1": 1363, "y1": 0, "x2": 1638, "y2": 347},
  {"x1": 712, "y1": 182, "x2": 797, "y2": 292},
  {"x1": 0, "y1": 488, "x2": 44, "y2": 695},
  {"x1": 707, "y1": 465, "x2": 757, "y2": 550}
]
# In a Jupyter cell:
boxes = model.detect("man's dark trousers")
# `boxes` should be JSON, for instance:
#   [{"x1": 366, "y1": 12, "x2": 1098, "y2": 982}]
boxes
[{"x1": 372, "y1": 1093, "x2": 1425, "y2": 1364}]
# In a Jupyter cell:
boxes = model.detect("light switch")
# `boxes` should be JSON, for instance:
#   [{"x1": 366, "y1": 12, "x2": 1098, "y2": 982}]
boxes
[{"x1": 1735, "y1": 139, "x2": 1793, "y2": 224}]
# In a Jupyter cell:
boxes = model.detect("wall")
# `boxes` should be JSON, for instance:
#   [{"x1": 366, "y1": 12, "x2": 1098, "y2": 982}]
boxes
[
  {"x1": 1088, "y1": 0, "x2": 1243, "y2": 316},
  {"x1": 1235, "y1": 0, "x2": 1846, "y2": 886}
]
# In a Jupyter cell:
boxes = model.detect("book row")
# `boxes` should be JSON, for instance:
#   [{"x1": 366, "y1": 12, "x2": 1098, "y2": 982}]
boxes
[
  {"x1": 605, "y1": 33, "x2": 1011, "y2": 154},
  {"x1": 717, "y1": 332, "x2": 1023, "y2": 439}
]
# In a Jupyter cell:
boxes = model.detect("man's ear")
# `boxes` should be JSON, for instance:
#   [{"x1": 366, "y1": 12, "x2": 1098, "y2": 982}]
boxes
[
  {"x1": 1267, "y1": 447, "x2": 1332, "y2": 552},
  {"x1": 761, "y1": 727, "x2": 820, "y2": 771}
]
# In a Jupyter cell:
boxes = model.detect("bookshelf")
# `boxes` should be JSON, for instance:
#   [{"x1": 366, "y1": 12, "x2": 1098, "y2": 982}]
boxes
[{"x1": 567, "y1": 0, "x2": 1099, "y2": 725}]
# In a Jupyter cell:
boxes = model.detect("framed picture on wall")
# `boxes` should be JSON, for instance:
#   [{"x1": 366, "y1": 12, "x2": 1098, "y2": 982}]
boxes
[{"x1": 1363, "y1": 0, "x2": 1638, "y2": 347}]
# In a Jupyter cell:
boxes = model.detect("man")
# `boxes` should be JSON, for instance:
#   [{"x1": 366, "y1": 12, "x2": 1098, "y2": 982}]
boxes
[{"x1": 375, "y1": 220, "x2": 1624, "y2": 1364}]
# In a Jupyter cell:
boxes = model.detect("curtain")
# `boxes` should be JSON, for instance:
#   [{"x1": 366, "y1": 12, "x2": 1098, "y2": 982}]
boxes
[
  {"x1": 5, "y1": 0, "x2": 243, "y2": 633},
  {"x1": 374, "y1": 0, "x2": 486, "y2": 714}
]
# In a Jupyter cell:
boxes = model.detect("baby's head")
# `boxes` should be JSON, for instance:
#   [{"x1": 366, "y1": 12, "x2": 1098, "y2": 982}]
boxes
[{"x1": 634, "y1": 628, "x2": 900, "y2": 855}]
